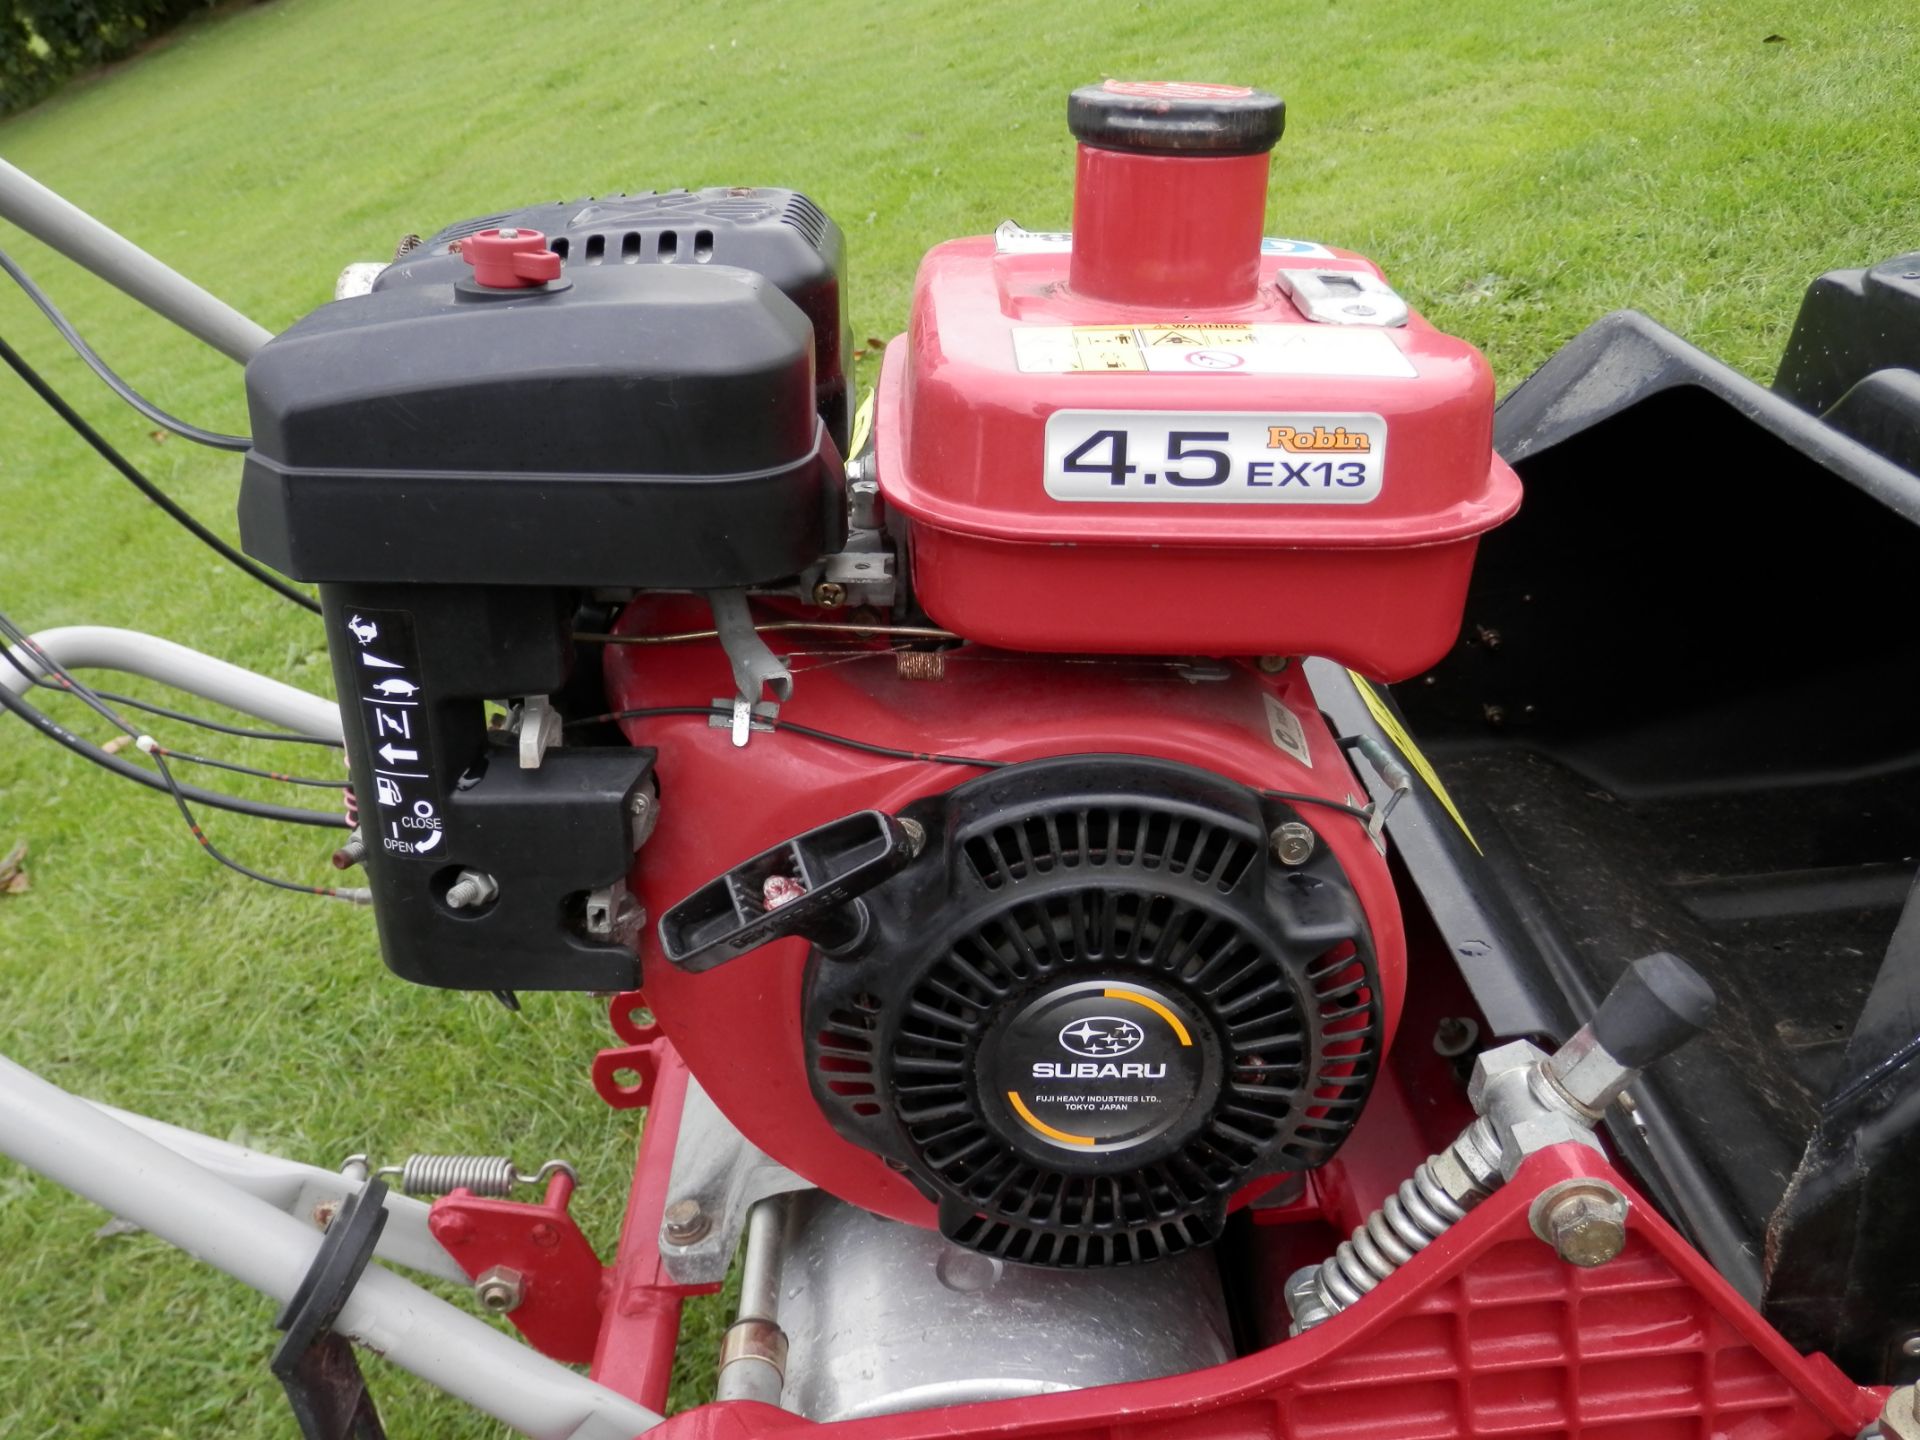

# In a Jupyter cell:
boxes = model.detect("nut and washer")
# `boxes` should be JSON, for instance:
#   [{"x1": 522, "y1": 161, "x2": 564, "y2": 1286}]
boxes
[
  {"x1": 444, "y1": 869, "x2": 499, "y2": 911},
  {"x1": 1881, "y1": 1384, "x2": 1920, "y2": 1440},
  {"x1": 1529, "y1": 1178, "x2": 1629, "y2": 1267},
  {"x1": 662, "y1": 1197, "x2": 711, "y2": 1246},
  {"x1": 1271, "y1": 821, "x2": 1316, "y2": 866},
  {"x1": 474, "y1": 1265, "x2": 525, "y2": 1314}
]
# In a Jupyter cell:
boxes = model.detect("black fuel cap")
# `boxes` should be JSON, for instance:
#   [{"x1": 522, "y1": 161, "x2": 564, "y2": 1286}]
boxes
[{"x1": 1068, "y1": 79, "x2": 1285, "y2": 157}]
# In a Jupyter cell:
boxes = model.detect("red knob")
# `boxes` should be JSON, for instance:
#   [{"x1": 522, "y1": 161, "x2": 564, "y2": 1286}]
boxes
[{"x1": 460, "y1": 227, "x2": 564, "y2": 289}]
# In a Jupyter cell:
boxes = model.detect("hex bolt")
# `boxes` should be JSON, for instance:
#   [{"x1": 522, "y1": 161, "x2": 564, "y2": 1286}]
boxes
[
  {"x1": 473, "y1": 1265, "x2": 524, "y2": 1314},
  {"x1": 444, "y1": 869, "x2": 499, "y2": 911},
  {"x1": 812, "y1": 581, "x2": 847, "y2": 609},
  {"x1": 1881, "y1": 1384, "x2": 1920, "y2": 1440},
  {"x1": 1905, "y1": 1335, "x2": 1920, "y2": 1358},
  {"x1": 1530, "y1": 1179, "x2": 1629, "y2": 1267},
  {"x1": 1256, "y1": 655, "x2": 1290, "y2": 674},
  {"x1": 662, "y1": 1197, "x2": 711, "y2": 1246},
  {"x1": 627, "y1": 788, "x2": 661, "y2": 851},
  {"x1": 1272, "y1": 821, "x2": 1316, "y2": 866},
  {"x1": 1433, "y1": 1015, "x2": 1481, "y2": 1058},
  {"x1": 898, "y1": 816, "x2": 927, "y2": 857}
]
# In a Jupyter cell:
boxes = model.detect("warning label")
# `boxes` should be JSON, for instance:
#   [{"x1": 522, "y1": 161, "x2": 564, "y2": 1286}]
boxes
[
  {"x1": 1012, "y1": 323, "x2": 1416, "y2": 378},
  {"x1": 338, "y1": 608, "x2": 445, "y2": 861},
  {"x1": 993, "y1": 222, "x2": 1334, "y2": 260}
]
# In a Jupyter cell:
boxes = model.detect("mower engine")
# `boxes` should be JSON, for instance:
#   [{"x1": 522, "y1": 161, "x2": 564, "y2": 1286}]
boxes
[{"x1": 228, "y1": 82, "x2": 1860, "y2": 1434}]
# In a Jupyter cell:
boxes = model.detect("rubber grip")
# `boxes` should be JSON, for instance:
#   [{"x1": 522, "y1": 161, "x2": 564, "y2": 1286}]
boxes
[{"x1": 1590, "y1": 951, "x2": 1718, "y2": 1068}]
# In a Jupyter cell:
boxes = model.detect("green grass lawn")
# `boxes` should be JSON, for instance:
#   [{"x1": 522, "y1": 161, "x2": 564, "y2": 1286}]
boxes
[{"x1": 0, "y1": 0, "x2": 1915, "y2": 1434}]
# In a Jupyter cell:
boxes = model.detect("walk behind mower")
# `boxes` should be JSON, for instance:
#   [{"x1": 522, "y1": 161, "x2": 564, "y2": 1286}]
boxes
[{"x1": 4, "y1": 79, "x2": 1919, "y2": 1440}]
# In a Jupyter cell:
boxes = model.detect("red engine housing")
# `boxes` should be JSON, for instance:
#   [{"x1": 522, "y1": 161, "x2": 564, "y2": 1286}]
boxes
[
  {"x1": 606, "y1": 599, "x2": 1406, "y2": 1230},
  {"x1": 433, "y1": 82, "x2": 1886, "y2": 1440}
]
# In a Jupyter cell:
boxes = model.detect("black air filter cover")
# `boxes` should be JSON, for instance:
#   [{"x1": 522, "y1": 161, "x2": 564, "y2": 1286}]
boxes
[
  {"x1": 240, "y1": 263, "x2": 840, "y2": 589},
  {"x1": 381, "y1": 187, "x2": 849, "y2": 453},
  {"x1": 805, "y1": 756, "x2": 1381, "y2": 1269}
]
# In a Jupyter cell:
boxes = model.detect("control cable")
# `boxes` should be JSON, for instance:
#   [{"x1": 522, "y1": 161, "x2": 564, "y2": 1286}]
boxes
[
  {"x1": 0, "y1": 245, "x2": 250, "y2": 450},
  {"x1": 0, "y1": 617, "x2": 349, "y2": 836},
  {"x1": 572, "y1": 703, "x2": 1376, "y2": 825},
  {"x1": 0, "y1": 332, "x2": 319, "y2": 614},
  {"x1": 13, "y1": 669, "x2": 343, "y2": 787},
  {"x1": 77, "y1": 686, "x2": 344, "y2": 748}
]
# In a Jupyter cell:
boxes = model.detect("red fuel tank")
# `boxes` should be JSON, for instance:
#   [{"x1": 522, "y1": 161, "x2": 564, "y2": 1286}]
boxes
[{"x1": 875, "y1": 81, "x2": 1520, "y2": 681}]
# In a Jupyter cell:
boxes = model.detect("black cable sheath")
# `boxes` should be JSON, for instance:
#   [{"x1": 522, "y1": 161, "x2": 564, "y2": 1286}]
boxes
[
  {"x1": 0, "y1": 246, "x2": 251, "y2": 451},
  {"x1": 570, "y1": 704, "x2": 1010, "y2": 770},
  {"x1": 14, "y1": 666, "x2": 343, "y2": 785},
  {"x1": 0, "y1": 333, "x2": 320, "y2": 615},
  {"x1": 145, "y1": 745, "x2": 361, "y2": 898},
  {"x1": 152, "y1": 743, "x2": 344, "y2": 789},
  {"x1": 0, "y1": 681, "x2": 347, "y2": 828},
  {"x1": 1, "y1": 615, "x2": 355, "y2": 900},
  {"x1": 82, "y1": 686, "x2": 344, "y2": 747},
  {"x1": 573, "y1": 703, "x2": 1376, "y2": 823}
]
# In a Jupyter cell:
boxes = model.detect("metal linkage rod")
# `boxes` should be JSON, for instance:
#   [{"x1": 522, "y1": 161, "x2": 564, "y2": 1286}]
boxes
[
  {"x1": 0, "y1": 157, "x2": 272, "y2": 363},
  {"x1": 0, "y1": 1053, "x2": 661, "y2": 1439}
]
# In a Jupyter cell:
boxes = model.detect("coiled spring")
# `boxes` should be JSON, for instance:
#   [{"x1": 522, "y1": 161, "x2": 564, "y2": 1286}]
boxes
[
  {"x1": 375, "y1": 1154, "x2": 575, "y2": 1198},
  {"x1": 1287, "y1": 1118, "x2": 1502, "y2": 1333}
]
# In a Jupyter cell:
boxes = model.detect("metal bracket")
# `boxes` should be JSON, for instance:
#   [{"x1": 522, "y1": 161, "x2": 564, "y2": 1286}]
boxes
[
  {"x1": 656, "y1": 1076, "x2": 813, "y2": 1288},
  {"x1": 822, "y1": 548, "x2": 897, "y2": 607},
  {"x1": 1341, "y1": 732, "x2": 1413, "y2": 845},
  {"x1": 709, "y1": 697, "x2": 779, "y2": 748},
  {"x1": 703, "y1": 590, "x2": 793, "y2": 749},
  {"x1": 270, "y1": 1179, "x2": 390, "y2": 1440},
  {"x1": 428, "y1": 1171, "x2": 606, "y2": 1365},
  {"x1": 593, "y1": 1033, "x2": 670, "y2": 1111},
  {"x1": 515, "y1": 694, "x2": 563, "y2": 770}
]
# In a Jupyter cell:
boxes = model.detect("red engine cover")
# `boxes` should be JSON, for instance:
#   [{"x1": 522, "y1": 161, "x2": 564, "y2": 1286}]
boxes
[{"x1": 607, "y1": 600, "x2": 1406, "y2": 1230}]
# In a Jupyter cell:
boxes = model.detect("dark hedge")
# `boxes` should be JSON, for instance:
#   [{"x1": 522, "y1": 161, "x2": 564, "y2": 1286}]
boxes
[{"x1": 2, "y1": 0, "x2": 220, "y2": 117}]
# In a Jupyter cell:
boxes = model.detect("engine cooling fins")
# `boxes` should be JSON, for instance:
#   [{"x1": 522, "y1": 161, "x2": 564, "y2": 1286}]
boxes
[{"x1": 802, "y1": 755, "x2": 1382, "y2": 1269}]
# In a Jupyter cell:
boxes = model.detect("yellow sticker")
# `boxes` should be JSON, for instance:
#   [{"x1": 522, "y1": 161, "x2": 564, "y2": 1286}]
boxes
[
  {"x1": 1137, "y1": 324, "x2": 1256, "y2": 347},
  {"x1": 1347, "y1": 671, "x2": 1480, "y2": 853},
  {"x1": 1012, "y1": 323, "x2": 1416, "y2": 377},
  {"x1": 848, "y1": 388, "x2": 876, "y2": 460}
]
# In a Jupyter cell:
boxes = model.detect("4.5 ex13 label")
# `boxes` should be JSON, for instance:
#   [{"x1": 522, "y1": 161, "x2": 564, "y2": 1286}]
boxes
[{"x1": 1043, "y1": 410, "x2": 1386, "y2": 504}]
